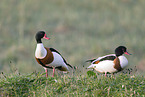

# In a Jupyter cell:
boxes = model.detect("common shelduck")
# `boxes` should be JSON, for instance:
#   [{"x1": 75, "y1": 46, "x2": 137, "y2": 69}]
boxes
[
  {"x1": 87, "y1": 46, "x2": 131, "y2": 76},
  {"x1": 35, "y1": 31, "x2": 73, "y2": 77}
]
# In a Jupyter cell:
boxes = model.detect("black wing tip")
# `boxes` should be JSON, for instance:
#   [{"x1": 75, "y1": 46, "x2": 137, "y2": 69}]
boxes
[
  {"x1": 86, "y1": 60, "x2": 91, "y2": 62},
  {"x1": 67, "y1": 64, "x2": 73, "y2": 68},
  {"x1": 86, "y1": 59, "x2": 96, "y2": 63}
]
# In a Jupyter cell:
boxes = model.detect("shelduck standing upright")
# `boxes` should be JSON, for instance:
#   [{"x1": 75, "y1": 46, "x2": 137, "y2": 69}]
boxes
[{"x1": 35, "y1": 31, "x2": 72, "y2": 77}]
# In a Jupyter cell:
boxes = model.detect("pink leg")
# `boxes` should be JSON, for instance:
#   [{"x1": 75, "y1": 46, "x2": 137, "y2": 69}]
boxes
[
  {"x1": 105, "y1": 72, "x2": 107, "y2": 77},
  {"x1": 52, "y1": 67, "x2": 55, "y2": 77},
  {"x1": 45, "y1": 68, "x2": 48, "y2": 77}
]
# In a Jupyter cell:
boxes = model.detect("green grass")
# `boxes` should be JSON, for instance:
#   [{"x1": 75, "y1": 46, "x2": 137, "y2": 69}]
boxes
[
  {"x1": 0, "y1": 0, "x2": 145, "y2": 74},
  {"x1": 0, "y1": 72, "x2": 145, "y2": 96}
]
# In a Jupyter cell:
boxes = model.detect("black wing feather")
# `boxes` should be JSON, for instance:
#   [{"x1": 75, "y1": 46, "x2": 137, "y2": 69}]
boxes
[
  {"x1": 86, "y1": 59, "x2": 96, "y2": 63},
  {"x1": 99, "y1": 56, "x2": 116, "y2": 61},
  {"x1": 86, "y1": 56, "x2": 116, "y2": 63}
]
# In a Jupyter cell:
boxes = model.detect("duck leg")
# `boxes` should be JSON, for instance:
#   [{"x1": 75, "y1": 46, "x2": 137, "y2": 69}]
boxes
[
  {"x1": 105, "y1": 72, "x2": 107, "y2": 77},
  {"x1": 52, "y1": 67, "x2": 55, "y2": 77},
  {"x1": 45, "y1": 68, "x2": 48, "y2": 77}
]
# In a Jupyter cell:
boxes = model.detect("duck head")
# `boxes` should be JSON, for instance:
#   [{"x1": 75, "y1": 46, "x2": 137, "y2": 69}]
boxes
[
  {"x1": 35, "y1": 31, "x2": 50, "y2": 43},
  {"x1": 115, "y1": 46, "x2": 131, "y2": 57}
]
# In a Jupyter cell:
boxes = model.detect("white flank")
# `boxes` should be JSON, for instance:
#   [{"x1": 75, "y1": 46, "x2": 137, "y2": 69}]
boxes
[
  {"x1": 35, "y1": 43, "x2": 47, "y2": 59},
  {"x1": 47, "y1": 52, "x2": 69, "y2": 71},
  {"x1": 87, "y1": 54, "x2": 116, "y2": 73},
  {"x1": 88, "y1": 60, "x2": 117, "y2": 73}
]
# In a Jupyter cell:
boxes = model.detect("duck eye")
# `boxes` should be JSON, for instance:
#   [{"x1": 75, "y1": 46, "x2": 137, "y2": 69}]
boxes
[{"x1": 122, "y1": 48, "x2": 125, "y2": 52}]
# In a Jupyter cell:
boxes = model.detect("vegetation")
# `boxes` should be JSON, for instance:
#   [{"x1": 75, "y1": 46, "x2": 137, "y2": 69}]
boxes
[
  {"x1": 0, "y1": 0, "x2": 145, "y2": 96},
  {"x1": 0, "y1": 72, "x2": 145, "y2": 96}
]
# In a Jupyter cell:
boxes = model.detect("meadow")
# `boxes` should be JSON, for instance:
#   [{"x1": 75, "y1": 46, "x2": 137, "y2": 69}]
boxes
[
  {"x1": 0, "y1": 0, "x2": 145, "y2": 96},
  {"x1": 0, "y1": 72, "x2": 145, "y2": 96}
]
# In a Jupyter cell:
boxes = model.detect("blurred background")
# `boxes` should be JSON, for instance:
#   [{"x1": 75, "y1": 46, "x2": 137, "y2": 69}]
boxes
[{"x1": 0, "y1": 0, "x2": 145, "y2": 75}]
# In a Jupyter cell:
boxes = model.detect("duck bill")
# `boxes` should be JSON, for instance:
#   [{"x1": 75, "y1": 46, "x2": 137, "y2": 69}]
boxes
[
  {"x1": 43, "y1": 34, "x2": 50, "y2": 40},
  {"x1": 124, "y1": 52, "x2": 132, "y2": 55}
]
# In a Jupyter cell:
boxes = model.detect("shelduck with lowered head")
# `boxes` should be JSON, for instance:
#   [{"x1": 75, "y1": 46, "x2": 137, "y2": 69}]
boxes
[
  {"x1": 87, "y1": 46, "x2": 131, "y2": 76},
  {"x1": 35, "y1": 31, "x2": 73, "y2": 77}
]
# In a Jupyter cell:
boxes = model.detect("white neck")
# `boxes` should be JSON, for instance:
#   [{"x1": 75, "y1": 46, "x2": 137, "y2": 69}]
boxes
[
  {"x1": 118, "y1": 55, "x2": 128, "y2": 68},
  {"x1": 35, "y1": 43, "x2": 47, "y2": 59}
]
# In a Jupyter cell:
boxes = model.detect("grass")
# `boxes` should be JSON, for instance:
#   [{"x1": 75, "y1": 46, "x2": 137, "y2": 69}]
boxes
[
  {"x1": 0, "y1": 0, "x2": 145, "y2": 74},
  {"x1": 0, "y1": 72, "x2": 145, "y2": 96}
]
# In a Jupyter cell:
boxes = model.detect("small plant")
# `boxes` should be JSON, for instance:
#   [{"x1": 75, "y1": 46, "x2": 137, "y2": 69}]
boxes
[{"x1": 87, "y1": 70, "x2": 96, "y2": 77}]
